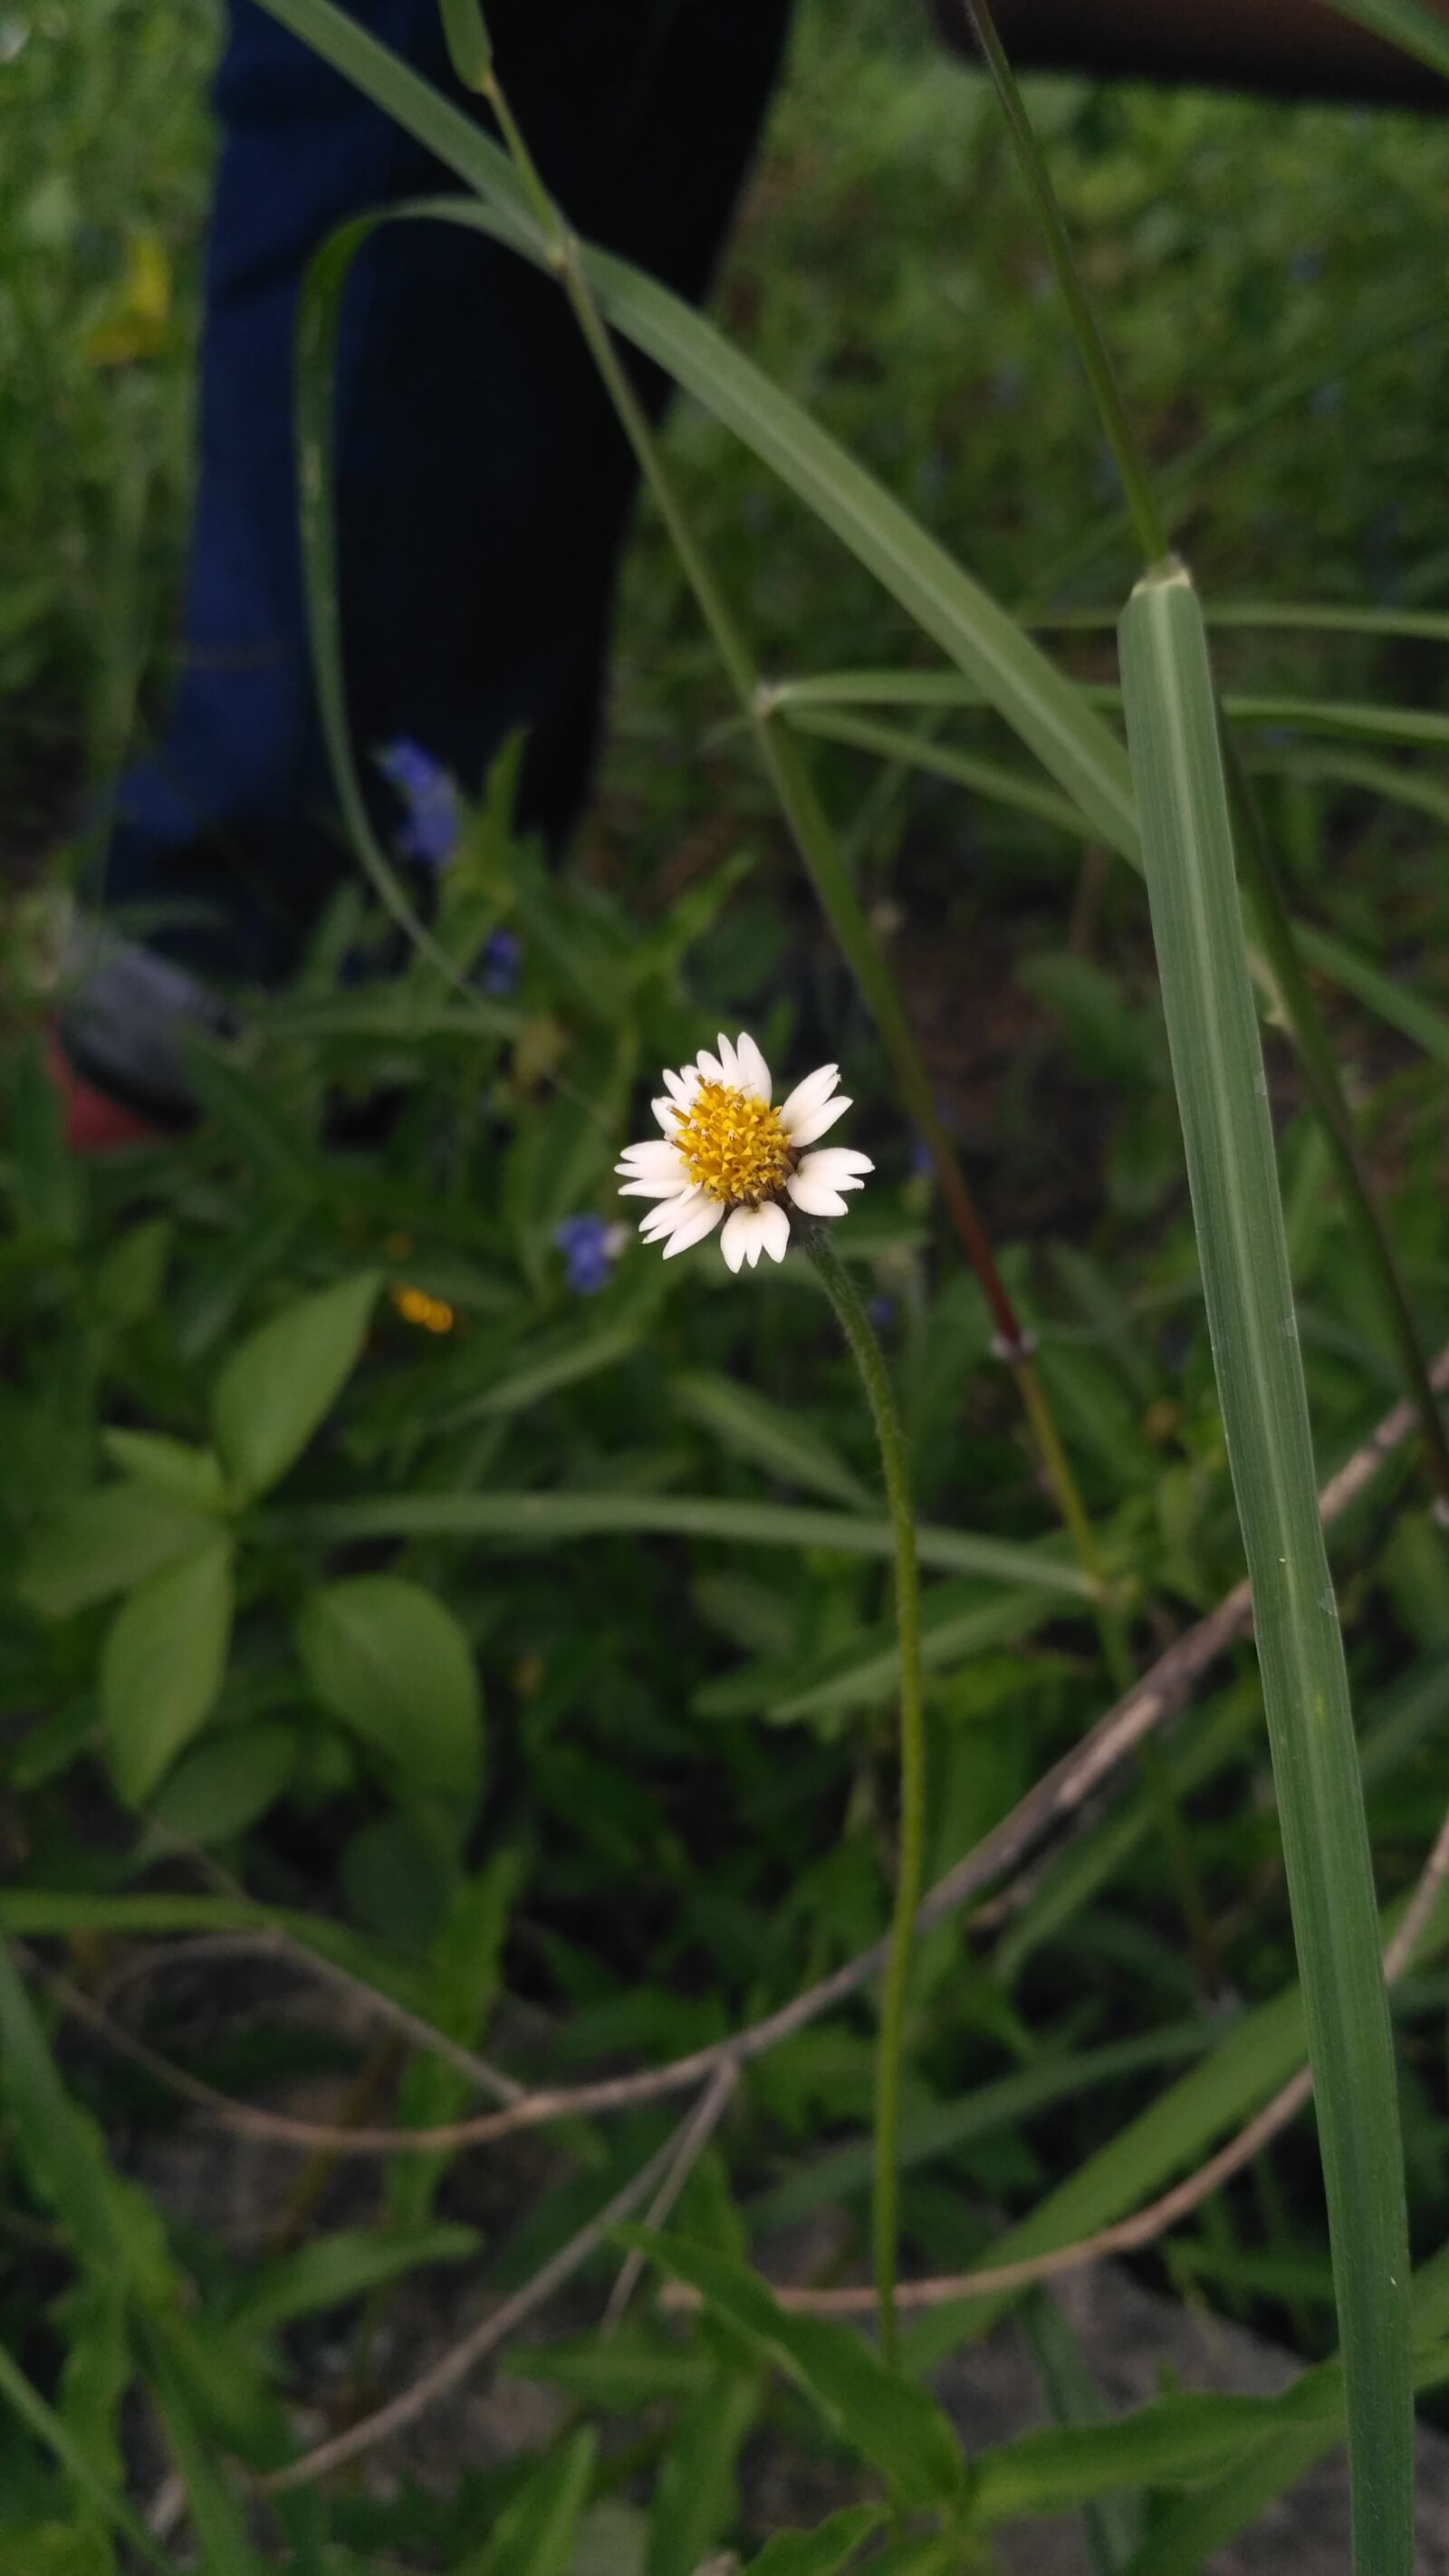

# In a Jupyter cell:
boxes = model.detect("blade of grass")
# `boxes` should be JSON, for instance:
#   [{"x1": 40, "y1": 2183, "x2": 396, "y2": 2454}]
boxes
[
  {"x1": 252, "y1": 0, "x2": 1139, "y2": 860},
  {"x1": 1118, "y1": 560, "x2": 1413, "y2": 2574},
  {"x1": 785, "y1": 706, "x2": 1092, "y2": 839},
  {"x1": 1322, "y1": 0, "x2": 1449, "y2": 76}
]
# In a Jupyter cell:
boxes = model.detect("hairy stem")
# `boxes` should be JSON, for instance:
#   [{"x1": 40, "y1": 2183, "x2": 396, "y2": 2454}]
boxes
[{"x1": 807, "y1": 1229, "x2": 925, "y2": 2367}]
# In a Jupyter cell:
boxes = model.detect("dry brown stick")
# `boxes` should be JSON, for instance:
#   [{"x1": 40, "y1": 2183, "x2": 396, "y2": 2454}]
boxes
[
  {"x1": 764, "y1": 1804, "x2": 1449, "y2": 2317},
  {"x1": 32, "y1": 1354, "x2": 1447, "y2": 2166},
  {"x1": 601, "y1": 2062, "x2": 738, "y2": 2335},
  {"x1": 258, "y1": 2073, "x2": 731, "y2": 2494}
]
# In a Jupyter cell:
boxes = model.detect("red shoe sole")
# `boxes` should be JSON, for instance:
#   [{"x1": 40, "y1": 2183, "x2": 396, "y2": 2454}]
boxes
[{"x1": 44, "y1": 1028, "x2": 165, "y2": 1155}]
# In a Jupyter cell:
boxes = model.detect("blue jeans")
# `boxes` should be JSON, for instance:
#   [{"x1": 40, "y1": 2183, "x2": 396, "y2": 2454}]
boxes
[{"x1": 104, "y1": 0, "x2": 791, "y2": 982}]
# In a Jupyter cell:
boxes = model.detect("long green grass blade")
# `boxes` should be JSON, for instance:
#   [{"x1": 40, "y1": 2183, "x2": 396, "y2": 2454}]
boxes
[
  {"x1": 253, "y1": 0, "x2": 1139, "y2": 858},
  {"x1": 1294, "y1": 921, "x2": 1449, "y2": 1074},
  {"x1": 1323, "y1": 0, "x2": 1449, "y2": 75},
  {"x1": 273, "y1": 1487, "x2": 1092, "y2": 1595},
  {"x1": 785, "y1": 706, "x2": 1090, "y2": 838},
  {"x1": 1118, "y1": 560, "x2": 1412, "y2": 2575}
]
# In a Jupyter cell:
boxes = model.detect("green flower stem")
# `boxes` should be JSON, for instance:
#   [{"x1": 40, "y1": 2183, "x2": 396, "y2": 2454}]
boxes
[
  {"x1": 961, "y1": 0, "x2": 1449, "y2": 1514},
  {"x1": 808, "y1": 1229, "x2": 924, "y2": 2369}
]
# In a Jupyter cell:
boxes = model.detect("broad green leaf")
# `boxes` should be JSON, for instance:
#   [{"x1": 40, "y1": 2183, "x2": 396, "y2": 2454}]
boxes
[
  {"x1": 279, "y1": 1487, "x2": 1091, "y2": 1598},
  {"x1": 144, "y1": 1722, "x2": 298, "y2": 1846},
  {"x1": 228, "y1": 2223, "x2": 478, "y2": 2335},
  {"x1": 18, "y1": 1484, "x2": 218, "y2": 1621},
  {"x1": 673, "y1": 1370, "x2": 873, "y2": 1510},
  {"x1": 740, "y1": 2504, "x2": 885, "y2": 2575},
  {"x1": 100, "y1": 1430, "x2": 226, "y2": 1512},
  {"x1": 295, "y1": 1574, "x2": 483, "y2": 1801},
  {"x1": 95, "y1": 1215, "x2": 171, "y2": 1325},
  {"x1": 211, "y1": 1270, "x2": 379, "y2": 1499},
  {"x1": 1120, "y1": 562, "x2": 1411, "y2": 2572},
  {"x1": 480, "y1": 2425, "x2": 598, "y2": 2576},
  {"x1": 647, "y1": 2365, "x2": 760, "y2": 2576},
  {"x1": 624, "y1": 2234, "x2": 964, "y2": 2512},
  {"x1": 101, "y1": 1537, "x2": 235, "y2": 1807}
]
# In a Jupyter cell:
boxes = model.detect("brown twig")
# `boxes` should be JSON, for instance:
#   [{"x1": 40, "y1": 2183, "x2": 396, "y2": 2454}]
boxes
[
  {"x1": 601, "y1": 2062, "x2": 738, "y2": 2335},
  {"x1": 28, "y1": 1341, "x2": 1445, "y2": 2167},
  {"x1": 761, "y1": 1803, "x2": 1449, "y2": 2317},
  {"x1": 257, "y1": 2079, "x2": 727, "y2": 2494}
]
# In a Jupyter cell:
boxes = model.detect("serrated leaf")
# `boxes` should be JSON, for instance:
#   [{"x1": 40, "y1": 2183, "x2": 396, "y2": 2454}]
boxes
[
  {"x1": 647, "y1": 2365, "x2": 760, "y2": 2576},
  {"x1": 623, "y1": 2233, "x2": 964, "y2": 2511},
  {"x1": 229, "y1": 2223, "x2": 479, "y2": 2336},
  {"x1": 481, "y1": 2425, "x2": 598, "y2": 2575},
  {"x1": 740, "y1": 2504, "x2": 885, "y2": 2575},
  {"x1": 101, "y1": 1538, "x2": 235, "y2": 1807},
  {"x1": 295, "y1": 1575, "x2": 483, "y2": 1801},
  {"x1": 211, "y1": 1270, "x2": 379, "y2": 1498}
]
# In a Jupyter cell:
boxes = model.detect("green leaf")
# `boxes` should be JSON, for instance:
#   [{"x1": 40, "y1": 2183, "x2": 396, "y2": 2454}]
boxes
[
  {"x1": 502, "y1": 2336, "x2": 713, "y2": 2412},
  {"x1": 295, "y1": 1574, "x2": 483, "y2": 1801},
  {"x1": 0, "y1": 2532, "x2": 114, "y2": 2576},
  {"x1": 479, "y1": 2425, "x2": 598, "y2": 2576},
  {"x1": 0, "y1": 2344, "x2": 167, "y2": 2575},
  {"x1": 143, "y1": 1722, "x2": 298, "y2": 1847},
  {"x1": 13, "y1": 1035, "x2": 82, "y2": 1243},
  {"x1": 211, "y1": 1270, "x2": 379, "y2": 1499},
  {"x1": 969, "y1": 2389, "x2": 1304, "y2": 2522},
  {"x1": 101, "y1": 1538, "x2": 235, "y2": 1807},
  {"x1": 142, "y1": 2326, "x2": 267, "y2": 2576},
  {"x1": 1322, "y1": 0, "x2": 1449, "y2": 75},
  {"x1": 18, "y1": 1484, "x2": 219, "y2": 1621},
  {"x1": 624, "y1": 2234, "x2": 964, "y2": 2511},
  {"x1": 1119, "y1": 561, "x2": 1412, "y2": 2573},
  {"x1": 437, "y1": 0, "x2": 491, "y2": 84},
  {"x1": 228, "y1": 2223, "x2": 479, "y2": 2335},
  {"x1": 672, "y1": 1370, "x2": 873, "y2": 1510},
  {"x1": 99, "y1": 1430, "x2": 227, "y2": 1512},
  {"x1": 739, "y1": 2504, "x2": 885, "y2": 2576},
  {"x1": 0, "y1": 1944, "x2": 130, "y2": 2280},
  {"x1": 278, "y1": 1487, "x2": 1091, "y2": 1598},
  {"x1": 647, "y1": 2365, "x2": 760, "y2": 2576}
]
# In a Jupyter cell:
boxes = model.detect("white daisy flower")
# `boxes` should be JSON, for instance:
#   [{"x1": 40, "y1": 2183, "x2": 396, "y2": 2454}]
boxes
[{"x1": 616, "y1": 1031, "x2": 873, "y2": 1272}]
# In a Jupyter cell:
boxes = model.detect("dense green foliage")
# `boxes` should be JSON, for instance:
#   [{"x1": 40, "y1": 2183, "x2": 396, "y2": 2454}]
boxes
[{"x1": 5, "y1": 0, "x2": 1449, "y2": 2567}]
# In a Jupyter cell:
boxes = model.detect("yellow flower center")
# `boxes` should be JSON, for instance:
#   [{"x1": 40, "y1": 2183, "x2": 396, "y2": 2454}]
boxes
[{"x1": 674, "y1": 1081, "x2": 791, "y2": 1205}]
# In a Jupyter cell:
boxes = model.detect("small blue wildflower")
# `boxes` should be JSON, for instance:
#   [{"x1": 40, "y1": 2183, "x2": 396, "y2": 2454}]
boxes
[
  {"x1": 554, "y1": 1213, "x2": 620, "y2": 1297},
  {"x1": 868, "y1": 1294, "x2": 896, "y2": 1332},
  {"x1": 477, "y1": 928, "x2": 521, "y2": 997},
  {"x1": 378, "y1": 737, "x2": 460, "y2": 869}
]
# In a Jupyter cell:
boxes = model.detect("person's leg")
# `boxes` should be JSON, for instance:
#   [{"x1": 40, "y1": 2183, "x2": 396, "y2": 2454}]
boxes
[{"x1": 97, "y1": 0, "x2": 793, "y2": 1004}]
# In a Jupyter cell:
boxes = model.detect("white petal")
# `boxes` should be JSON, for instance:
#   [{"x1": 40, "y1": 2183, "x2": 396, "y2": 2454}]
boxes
[
  {"x1": 715, "y1": 1033, "x2": 740, "y2": 1085},
  {"x1": 720, "y1": 1206, "x2": 760, "y2": 1273},
  {"x1": 693, "y1": 1048, "x2": 724, "y2": 1085},
  {"x1": 653, "y1": 1095, "x2": 682, "y2": 1135},
  {"x1": 786, "y1": 1172, "x2": 849, "y2": 1218},
  {"x1": 795, "y1": 1146, "x2": 871, "y2": 1191},
  {"x1": 787, "y1": 1091, "x2": 852, "y2": 1149},
  {"x1": 618, "y1": 1139, "x2": 687, "y2": 1177},
  {"x1": 663, "y1": 1063, "x2": 702, "y2": 1107},
  {"x1": 619, "y1": 1175, "x2": 693, "y2": 1200},
  {"x1": 734, "y1": 1030, "x2": 772, "y2": 1100},
  {"x1": 659, "y1": 1196, "x2": 725, "y2": 1258},
  {"x1": 778, "y1": 1062, "x2": 840, "y2": 1137},
  {"x1": 757, "y1": 1200, "x2": 791, "y2": 1262},
  {"x1": 640, "y1": 1187, "x2": 705, "y2": 1239}
]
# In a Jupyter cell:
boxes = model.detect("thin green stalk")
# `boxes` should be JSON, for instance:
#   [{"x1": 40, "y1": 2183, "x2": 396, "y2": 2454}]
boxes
[
  {"x1": 1120, "y1": 563, "x2": 1413, "y2": 2576},
  {"x1": 957, "y1": 0, "x2": 1168, "y2": 566},
  {"x1": 959, "y1": 0, "x2": 1449, "y2": 1513},
  {"x1": 808, "y1": 1230, "x2": 925, "y2": 2369}
]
